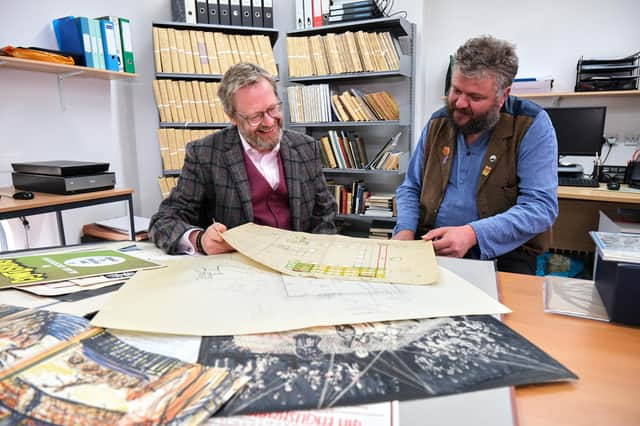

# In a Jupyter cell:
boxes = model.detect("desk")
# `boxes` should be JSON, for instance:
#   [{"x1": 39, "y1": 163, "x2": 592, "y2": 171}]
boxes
[
  {"x1": 0, "y1": 187, "x2": 135, "y2": 246},
  {"x1": 500, "y1": 272, "x2": 640, "y2": 426},
  {"x1": 554, "y1": 184, "x2": 640, "y2": 251}
]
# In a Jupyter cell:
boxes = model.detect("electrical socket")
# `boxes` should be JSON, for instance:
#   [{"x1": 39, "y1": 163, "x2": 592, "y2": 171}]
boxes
[
  {"x1": 624, "y1": 134, "x2": 640, "y2": 146},
  {"x1": 606, "y1": 136, "x2": 617, "y2": 146}
]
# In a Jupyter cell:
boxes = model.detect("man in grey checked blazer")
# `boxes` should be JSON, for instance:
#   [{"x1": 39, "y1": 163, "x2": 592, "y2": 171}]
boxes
[{"x1": 150, "y1": 63, "x2": 337, "y2": 255}]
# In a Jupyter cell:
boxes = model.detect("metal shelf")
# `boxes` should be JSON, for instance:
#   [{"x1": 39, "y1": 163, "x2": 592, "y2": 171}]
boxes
[
  {"x1": 287, "y1": 16, "x2": 411, "y2": 38},
  {"x1": 152, "y1": 21, "x2": 279, "y2": 44},
  {"x1": 156, "y1": 72, "x2": 223, "y2": 81},
  {"x1": 337, "y1": 214, "x2": 397, "y2": 223},
  {"x1": 323, "y1": 168, "x2": 405, "y2": 176},
  {"x1": 289, "y1": 69, "x2": 410, "y2": 83},
  {"x1": 159, "y1": 122, "x2": 230, "y2": 128},
  {"x1": 290, "y1": 120, "x2": 405, "y2": 128}
]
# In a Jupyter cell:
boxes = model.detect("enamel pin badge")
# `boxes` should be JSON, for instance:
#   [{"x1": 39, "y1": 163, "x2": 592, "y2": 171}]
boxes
[
  {"x1": 482, "y1": 154, "x2": 497, "y2": 176},
  {"x1": 442, "y1": 146, "x2": 450, "y2": 164}
]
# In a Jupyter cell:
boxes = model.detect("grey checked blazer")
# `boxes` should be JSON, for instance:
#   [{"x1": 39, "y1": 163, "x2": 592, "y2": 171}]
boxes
[{"x1": 150, "y1": 126, "x2": 337, "y2": 253}]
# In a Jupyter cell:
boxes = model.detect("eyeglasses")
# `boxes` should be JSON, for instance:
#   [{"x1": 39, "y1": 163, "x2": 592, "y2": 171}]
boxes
[{"x1": 236, "y1": 102, "x2": 283, "y2": 126}]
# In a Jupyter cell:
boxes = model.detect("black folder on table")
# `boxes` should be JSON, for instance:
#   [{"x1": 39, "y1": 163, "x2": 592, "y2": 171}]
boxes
[
  {"x1": 230, "y1": 0, "x2": 242, "y2": 25},
  {"x1": 262, "y1": 0, "x2": 273, "y2": 27},
  {"x1": 241, "y1": 0, "x2": 253, "y2": 26},
  {"x1": 196, "y1": 0, "x2": 208, "y2": 23},
  {"x1": 251, "y1": 0, "x2": 263, "y2": 27},
  {"x1": 208, "y1": 0, "x2": 220, "y2": 24},
  {"x1": 219, "y1": 0, "x2": 231, "y2": 25}
]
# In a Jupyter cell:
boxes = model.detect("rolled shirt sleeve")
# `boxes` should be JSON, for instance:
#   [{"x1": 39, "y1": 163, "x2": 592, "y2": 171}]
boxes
[
  {"x1": 393, "y1": 124, "x2": 429, "y2": 235},
  {"x1": 470, "y1": 110, "x2": 559, "y2": 259}
]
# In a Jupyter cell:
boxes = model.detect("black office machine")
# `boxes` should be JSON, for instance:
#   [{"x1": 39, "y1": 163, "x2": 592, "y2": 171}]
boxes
[
  {"x1": 11, "y1": 161, "x2": 115, "y2": 195},
  {"x1": 575, "y1": 51, "x2": 640, "y2": 92}
]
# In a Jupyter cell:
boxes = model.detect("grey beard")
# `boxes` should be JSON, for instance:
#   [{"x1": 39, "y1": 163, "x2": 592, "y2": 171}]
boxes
[
  {"x1": 447, "y1": 105, "x2": 501, "y2": 136},
  {"x1": 240, "y1": 127, "x2": 282, "y2": 151}
]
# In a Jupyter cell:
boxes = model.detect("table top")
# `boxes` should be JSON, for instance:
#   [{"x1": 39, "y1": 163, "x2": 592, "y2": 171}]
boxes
[
  {"x1": 0, "y1": 187, "x2": 133, "y2": 214},
  {"x1": 499, "y1": 272, "x2": 640, "y2": 426},
  {"x1": 558, "y1": 183, "x2": 640, "y2": 203}
]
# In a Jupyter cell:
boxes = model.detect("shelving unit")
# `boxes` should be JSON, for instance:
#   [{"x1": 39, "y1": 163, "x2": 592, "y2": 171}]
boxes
[
  {"x1": 151, "y1": 21, "x2": 280, "y2": 195},
  {"x1": 284, "y1": 17, "x2": 415, "y2": 234}
]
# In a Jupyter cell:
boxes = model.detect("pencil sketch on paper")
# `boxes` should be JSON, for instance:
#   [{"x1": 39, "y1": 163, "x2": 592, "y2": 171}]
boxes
[{"x1": 199, "y1": 315, "x2": 577, "y2": 417}]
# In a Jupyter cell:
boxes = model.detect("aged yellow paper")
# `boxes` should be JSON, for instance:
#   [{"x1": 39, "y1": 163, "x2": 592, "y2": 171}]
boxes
[
  {"x1": 222, "y1": 223, "x2": 438, "y2": 285},
  {"x1": 91, "y1": 253, "x2": 509, "y2": 336}
]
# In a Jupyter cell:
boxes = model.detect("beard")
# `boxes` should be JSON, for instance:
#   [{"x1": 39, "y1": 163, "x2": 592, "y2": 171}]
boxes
[
  {"x1": 239, "y1": 118, "x2": 283, "y2": 152},
  {"x1": 446, "y1": 101, "x2": 502, "y2": 136}
]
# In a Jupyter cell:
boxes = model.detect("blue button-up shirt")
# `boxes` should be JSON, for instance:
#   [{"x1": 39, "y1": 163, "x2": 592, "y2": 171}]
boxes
[{"x1": 394, "y1": 108, "x2": 558, "y2": 259}]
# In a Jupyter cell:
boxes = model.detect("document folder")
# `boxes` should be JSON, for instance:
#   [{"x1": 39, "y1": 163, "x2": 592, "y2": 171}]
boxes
[
  {"x1": 208, "y1": 0, "x2": 220, "y2": 24},
  {"x1": 252, "y1": 0, "x2": 264, "y2": 27},
  {"x1": 118, "y1": 18, "x2": 136, "y2": 73},
  {"x1": 98, "y1": 19, "x2": 120, "y2": 71},
  {"x1": 196, "y1": 0, "x2": 208, "y2": 23},
  {"x1": 263, "y1": 0, "x2": 273, "y2": 27},
  {"x1": 52, "y1": 16, "x2": 94, "y2": 68},
  {"x1": 219, "y1": 0, "x2": 231, "y2": 25},
  {"x1": 230, "y1": 0, "x2": 242, "y2": 25},
  {"x1": 241, "y1": 0, "x2": 253, "y2": 26}
]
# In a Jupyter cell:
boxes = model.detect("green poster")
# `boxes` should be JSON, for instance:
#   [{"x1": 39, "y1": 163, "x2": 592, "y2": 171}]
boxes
[{"x1": 0, "y1": 249, "x2": 162, "y2": 288}]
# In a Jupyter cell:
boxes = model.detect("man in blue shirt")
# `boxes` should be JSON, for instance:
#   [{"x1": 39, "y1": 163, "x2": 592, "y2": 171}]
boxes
[{"x1": 393, "y1": 35, "x2": 558, "y2": 274}]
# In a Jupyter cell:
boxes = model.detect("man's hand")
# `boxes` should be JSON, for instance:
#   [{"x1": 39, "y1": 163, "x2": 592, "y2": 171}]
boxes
[
  {"x1": 392, "y1": 230, "x2": 416, "y2": 241},
  {"x1": 422, "y1": 225, "x2": 477, "y2": 258},
  {"x1": 190, "y1": 222, "x2": 234, "y2": 255}
]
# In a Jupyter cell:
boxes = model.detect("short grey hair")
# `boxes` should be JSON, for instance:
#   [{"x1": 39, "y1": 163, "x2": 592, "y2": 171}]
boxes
[
  {"x1": 217, "y1": 63, "x2": 278, "y2": 116},
  {"x1": 454, "y1": 35, "x2": 519, "y2": 96}
]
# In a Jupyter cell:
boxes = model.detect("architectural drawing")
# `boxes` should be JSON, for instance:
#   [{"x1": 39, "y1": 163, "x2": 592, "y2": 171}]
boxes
[
  {"x1": 222, "y1": 223, "x2": 438, "y2": 285},
  {"x1": 199, "y1": 315, "x2": 576, "y2": 416},
  {"x1": 92, "y1": 254, "x2": 508, "y2": 336}
]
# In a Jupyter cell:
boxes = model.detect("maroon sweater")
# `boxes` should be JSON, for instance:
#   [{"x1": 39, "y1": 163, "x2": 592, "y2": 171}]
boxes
[{"x1": 243, "y1": 153, "x2": 293, "y2": 230}]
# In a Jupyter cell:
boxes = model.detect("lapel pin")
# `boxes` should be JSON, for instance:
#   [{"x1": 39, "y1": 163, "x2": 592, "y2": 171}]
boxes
[
  {"x1": 442, "y1": 146, "x2": 450, "y2": 164},
  {"x1": 489, "y1": 154, "x2": 497, "y2": 163},
  {"x1": 482, "y1": 165, "x2": 492, "y2": 176}
]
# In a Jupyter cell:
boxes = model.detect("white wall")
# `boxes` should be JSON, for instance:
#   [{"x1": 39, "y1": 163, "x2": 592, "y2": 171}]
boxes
[
  {"x1": 418, "y1": 0, "x2": 640, "y2": 171},
  {"x1": 1, "y1": 0, "x2": 638, "y2": 249},
  {"x1": 1, "y1": 1, "x2": 169, "y2": 249}
]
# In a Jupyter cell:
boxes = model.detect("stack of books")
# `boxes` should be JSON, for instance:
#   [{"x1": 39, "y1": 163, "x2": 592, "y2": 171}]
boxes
[
  {"x1": 152, "y1": 28, "x2": 277, "y2": 76},
  {"x1": 152, "y1": 80, "x2": 229, "y2": 124},
  {"x1": 331, "y1": 89, "x2": 400, "y2": 122},
  {"x1": 319, "y1": 130, "x2": 368, "y2": 169},
  {"x1": 368, "y1": 219, "x2": 395, "y2": 239},
  {"x1": 287, "y1": 84, "x2": 332, "y2": 123},
  {"x1": 287, "y1": 30, "x2": 400, "y2": 77},
  {"x1": 364, "y1": 193, "x2": 396, "y2": 217},
  {"x1": 157, "y1": 129, "x2": 219, "y2": 172}
]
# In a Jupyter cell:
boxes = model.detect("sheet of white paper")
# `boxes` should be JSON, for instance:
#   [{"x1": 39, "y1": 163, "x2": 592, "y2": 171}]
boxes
[
  {"x1": 109, "y1": 329, "x2": 202, "y2": 363},
  {"x1": 92, "y1": 253, "x2": 510, "y2": 336},
  {"x1": 206, "y1": 401, "x2": 398, "y2": 426}
]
